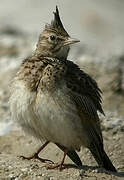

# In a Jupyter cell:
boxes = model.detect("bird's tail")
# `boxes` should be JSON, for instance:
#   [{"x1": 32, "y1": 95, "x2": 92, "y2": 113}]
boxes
[
  {"x1": 55, "y1": 143, "x2": 82, "y2": 167},
  {"x1": 89, "y1": 143, "x2": 117, "y2": 172}
]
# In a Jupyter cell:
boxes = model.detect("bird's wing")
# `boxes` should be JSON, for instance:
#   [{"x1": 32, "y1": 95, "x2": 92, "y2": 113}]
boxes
[
  {"x1": 65, "y1": 60, "x2": 104, "y2": 142},
  {"x1": 66, "y1": 60, "x2": 104, "y2": 116}
]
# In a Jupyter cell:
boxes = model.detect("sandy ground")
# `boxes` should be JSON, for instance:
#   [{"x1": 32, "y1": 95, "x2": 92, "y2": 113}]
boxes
[{"x1": 0, "y1": 127, "x2": 124, "y2": 180}]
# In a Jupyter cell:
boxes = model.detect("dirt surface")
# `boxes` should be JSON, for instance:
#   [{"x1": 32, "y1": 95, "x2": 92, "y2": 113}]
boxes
[{"x1": 0, "y1": 127, "x2": 124, "y2": 180}]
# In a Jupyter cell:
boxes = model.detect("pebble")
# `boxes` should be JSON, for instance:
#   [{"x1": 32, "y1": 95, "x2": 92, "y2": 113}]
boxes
[
  {"x1": 8, "y1": 166, "x2": 13, "y2": 170},
  {"x1": 99, "y1": 111, "x2": 124, "y2": 132},
  {"x1": 43, "y1": 176, "x2": 51, "y2": 180},
  {"x1": 21, "y1": 168, "x2": 28, "y2": 172},
  {"x1": 8, "y1": 174, "x2": 18, "y2": 180},
  {"x1": 92, "y1": 169, "x2": 100, "y2": 173}
]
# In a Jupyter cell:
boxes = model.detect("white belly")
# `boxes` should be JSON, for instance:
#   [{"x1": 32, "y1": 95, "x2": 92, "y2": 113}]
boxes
[{"x1": 10, "y1": 81, "x2": 85, "y2": 149}]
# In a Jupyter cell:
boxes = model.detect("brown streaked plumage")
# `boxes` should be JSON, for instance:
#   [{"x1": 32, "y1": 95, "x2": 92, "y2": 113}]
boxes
[{"x1": 10, "y1": 6, "x2": 116, "y2": 172}]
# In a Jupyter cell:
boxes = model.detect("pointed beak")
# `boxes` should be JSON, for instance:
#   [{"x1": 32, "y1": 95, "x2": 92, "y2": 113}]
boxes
[{"x1": 63, "y1": 37, "x2": 80, "y2": 46}]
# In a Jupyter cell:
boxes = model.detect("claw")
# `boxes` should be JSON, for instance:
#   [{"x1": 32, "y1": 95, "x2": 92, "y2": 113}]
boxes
[
  {"x1": 19, "y1": 154, "x2": 54, "y2": 164},
  {"x1": 18, "y1": 141, "x2": 54, "y2": 163},
  {"x1": 46, "y1": 163, "x2": 67, "y2": 171},
  {"x1": 46, "y1": 149, "x2": 68, "y2": 171}
]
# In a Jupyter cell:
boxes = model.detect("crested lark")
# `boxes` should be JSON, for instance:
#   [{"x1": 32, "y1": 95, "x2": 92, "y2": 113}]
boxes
[{"x1": 10, "y1": 6, "x2": 116, "y2": 171}]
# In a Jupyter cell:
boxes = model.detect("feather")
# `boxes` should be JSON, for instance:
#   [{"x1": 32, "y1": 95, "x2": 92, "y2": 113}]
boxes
[{"x1": 45, "y1": 6, "x2": 69, "y2": 37}]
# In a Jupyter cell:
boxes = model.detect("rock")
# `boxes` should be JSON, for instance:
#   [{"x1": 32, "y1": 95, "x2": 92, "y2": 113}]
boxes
[{"x1": 99, "y1": 111, "x2": 124, "y2": 132}]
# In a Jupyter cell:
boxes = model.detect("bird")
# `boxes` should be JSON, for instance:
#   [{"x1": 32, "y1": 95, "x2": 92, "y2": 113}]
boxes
[{"x1": 10, "y1": 6, "x2": 117, "y2": 172}]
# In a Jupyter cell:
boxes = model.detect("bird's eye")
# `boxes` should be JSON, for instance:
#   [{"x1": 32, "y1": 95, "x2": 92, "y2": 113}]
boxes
[{"x1": 50, "y1": 35, "x2": 56, "y2": 41}]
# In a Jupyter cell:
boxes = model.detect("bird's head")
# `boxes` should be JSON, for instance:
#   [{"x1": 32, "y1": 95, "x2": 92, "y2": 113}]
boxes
[{"x1": 35, "y1": 6, "x2": 80, "y2": 60}]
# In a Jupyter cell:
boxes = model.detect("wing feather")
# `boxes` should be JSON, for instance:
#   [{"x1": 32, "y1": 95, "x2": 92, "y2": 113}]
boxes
[{"x1": 65, "y1": 60, "x2": 105, "y2": 118}]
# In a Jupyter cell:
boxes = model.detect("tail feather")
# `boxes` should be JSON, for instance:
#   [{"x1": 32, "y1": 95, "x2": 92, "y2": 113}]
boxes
[
  {"x1": 55, "y1": 143, "x2": 82, "y2": 167},
  {"x1": 66, "y1": 149, "x2": 82, "y2": 167},
  {"x1": 89, "y1": 144, "x2": 117, "y2": 172}
]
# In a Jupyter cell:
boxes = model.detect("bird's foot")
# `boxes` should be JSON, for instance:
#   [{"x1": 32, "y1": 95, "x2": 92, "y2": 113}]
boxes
[
  {"x1": 46, "y1": 162, "x2": 68, "y2": 171},
  {"x1": 19, "y1": 153, "x2": 54, "y2": 164},
  {"x1": 46, "y1": 148, "x2": 68, "y2": 171}
]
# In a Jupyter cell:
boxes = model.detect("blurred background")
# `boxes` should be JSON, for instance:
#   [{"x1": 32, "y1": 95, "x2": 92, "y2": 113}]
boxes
[{"x1": 0, "y1": 0, "x2": 124, "y2": 135}]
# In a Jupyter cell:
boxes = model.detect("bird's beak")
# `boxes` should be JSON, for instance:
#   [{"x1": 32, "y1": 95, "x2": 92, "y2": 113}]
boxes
[{"x1": 63, "y1": 37, "x2": 80, "y2": 46}]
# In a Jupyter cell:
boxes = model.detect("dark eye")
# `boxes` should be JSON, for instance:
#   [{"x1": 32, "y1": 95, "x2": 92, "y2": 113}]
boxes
[{"x1": 50, "y1": 35, "x2": 56, "y2": 41}]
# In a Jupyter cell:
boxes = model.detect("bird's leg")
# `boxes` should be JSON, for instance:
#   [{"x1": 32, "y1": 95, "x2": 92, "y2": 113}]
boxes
[
  {"x1": 20, "y1": 141, "x2": 54, "y2": 163},
  {"x1": 55, "y1": 143, "x2": 82, "y2": 167},
  {"x1": 47, "y1": 149, "x2": 68, "y2": 171}
]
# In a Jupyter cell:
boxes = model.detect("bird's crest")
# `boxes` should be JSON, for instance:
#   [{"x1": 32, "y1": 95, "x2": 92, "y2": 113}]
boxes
[{"x1": 45, "y1": 6, "x2": 69, "y2": 36}]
